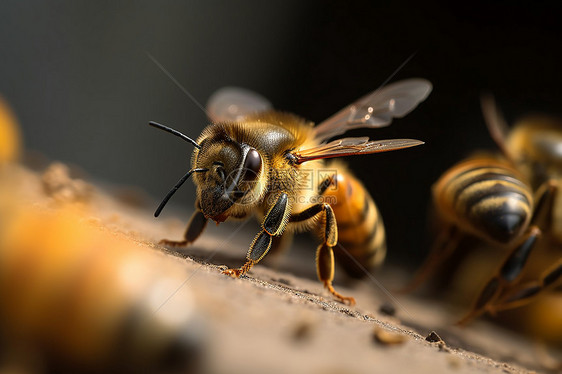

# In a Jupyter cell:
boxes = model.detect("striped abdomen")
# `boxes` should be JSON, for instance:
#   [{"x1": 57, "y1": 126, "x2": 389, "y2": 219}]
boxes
[
  {"x1": 433, "y1": 157, "x2": 533, "y2": 244},
  {"x1": 323, "y1": 167, "x2": 386, "y2": 277}
]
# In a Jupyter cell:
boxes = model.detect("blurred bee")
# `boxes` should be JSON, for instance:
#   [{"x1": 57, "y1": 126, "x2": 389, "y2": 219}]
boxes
[
  {"x1": 405, "y1": 96, "x2": 562, "y2": 326},
  {"x1": 0, "y1": 96, "x2": 21, "y2": 164},
  {"x1": 150, "y1": 79, "x2": 432, "y2": 305},
  {"x1": 0, "y1": 199, "x2": 204, "y2": 373},
  {"x1": 0, "y1": 96, "x2": 203, "y2": 373}
]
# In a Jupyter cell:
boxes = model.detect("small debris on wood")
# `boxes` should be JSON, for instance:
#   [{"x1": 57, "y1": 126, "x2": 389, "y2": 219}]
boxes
[
  {"x1": 438, "y1": 342, "x2": 451, "y2": 353},
  {"x1": 379, "y1": 302, "x2": 396, "y2": 316},
  {"x1": 373, "y1": 328, "x2": 408, "y2": 346},
  {"x1": 426, "y1": 331, "x2": 444, "y2": 343},
  {"x1": 291, "y1": 321, "x2": 314, "y2": 342}
]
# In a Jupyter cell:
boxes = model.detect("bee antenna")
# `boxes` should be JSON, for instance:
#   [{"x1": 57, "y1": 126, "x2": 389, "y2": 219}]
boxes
[
  {"x1": 154, "y1": 168, "x2": 208, "y2": 217},
  {"x1": 149, "y1": 121, "x2": 201, "y2": 149}
]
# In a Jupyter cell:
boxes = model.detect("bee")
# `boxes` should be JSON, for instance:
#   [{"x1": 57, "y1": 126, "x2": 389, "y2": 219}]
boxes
[
  {"x1": 150, "y1": 79, "x2": 432, "y2": 305},
  {"x1": 405, "y1": 96, "x2": 562, "y2": 325},
  {"x1": 0, "y1": 197, "x2": 204, "y2": 373}
]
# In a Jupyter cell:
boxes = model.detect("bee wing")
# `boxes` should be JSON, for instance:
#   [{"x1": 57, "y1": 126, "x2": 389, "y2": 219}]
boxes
[
  {"x1": 313, "y1": 78, "x2": 432, "y2": 142},
  {"x1": 293, "y1": 137, "x2": 424, "y2": 164},
  {"x1": 206, "y1": 87, "x2": 272, "y2": 123}
]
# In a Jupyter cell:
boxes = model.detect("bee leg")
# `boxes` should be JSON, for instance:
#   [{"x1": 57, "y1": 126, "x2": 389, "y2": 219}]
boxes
[
  {"x1": 291, "y1": 203, "x2": 355, "y2": 305},
  {"x1": 223, "y1": 229, "x2": 273, "y2": 277},
  {"x1": 398, "y1": 225, "x2": 463, "y2": 293},
  {"x1": 223, "y1": 193, "x2": 289, "y2": 278},
  {"x1": 317, "y1": 173, "x2": 336, "y2": 195},
  {"x1": 457, "y1": 226, "x2": 541, "y2": 325},
  {"x1": 493, "y1": 257, "x2": 562, "y2": 312},
  {"x1": 530, "y1": 180, "x2": 557, "y2": 226},
  {"x1": 159, "y1": 210, "x2": 208, "y2": 247},
  {"x1": 317, "y1": 173, "x2": 355, "y2": 304},
  {"x1": 317, "y1": 243, "x2": 355, "y2": 305}
]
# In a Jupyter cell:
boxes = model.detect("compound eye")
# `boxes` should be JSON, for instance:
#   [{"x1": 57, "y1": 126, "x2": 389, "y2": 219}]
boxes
[{"x1": 243, "y1": 148, "x2": 261, "y2": 180}]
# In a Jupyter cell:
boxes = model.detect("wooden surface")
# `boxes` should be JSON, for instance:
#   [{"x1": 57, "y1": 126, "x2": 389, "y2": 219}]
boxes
[{"x1": 2, "y1": 162, "x2": 561, "y2": 373}]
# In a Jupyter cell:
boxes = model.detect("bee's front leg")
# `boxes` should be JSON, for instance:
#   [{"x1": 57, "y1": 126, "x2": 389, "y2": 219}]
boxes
[
  {"x1": 223, "y1": 193, "x2": 290, "y2": 277},
  {"x1": 160, "y1": 201, "x2": 208, "y2": 247}
]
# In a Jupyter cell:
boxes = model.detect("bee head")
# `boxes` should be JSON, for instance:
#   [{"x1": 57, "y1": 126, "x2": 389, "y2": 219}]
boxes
[
  {"x1": 507, "y1": 118, "x2": 562, "y2": 189},
  {"x1": 194, "y1": 137, "x2": 264, "y2": 221},
  {"x1": 150, "y1": 121, "x2": 266, "y2": 221}
]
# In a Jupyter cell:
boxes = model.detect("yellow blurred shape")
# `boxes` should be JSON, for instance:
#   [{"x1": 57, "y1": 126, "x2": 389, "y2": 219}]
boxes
[
  {"x1": 0, "y1": 198, "x2": 201, "y2": 370},
  {"x1": 0, "y1": 97, "x2": 21, "y2": 163},
  {"x1": 501, "y1": 294, "x2": 562, "y2": 345}
]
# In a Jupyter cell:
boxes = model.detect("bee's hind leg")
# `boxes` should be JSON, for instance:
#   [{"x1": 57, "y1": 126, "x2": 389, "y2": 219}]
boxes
[
  {"x1": 317, "y1": 243, "x2": 356, "y2": 306},
  {"x1": 159, "y1": 210, "x2": 208, "y2": 247},
  {"x1": 291, "y1": 203, "x2": 355, "y2": 306}
]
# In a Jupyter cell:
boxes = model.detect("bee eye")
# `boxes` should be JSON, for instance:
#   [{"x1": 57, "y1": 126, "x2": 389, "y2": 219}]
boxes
[{"x1": 243, "y1": 148, "x2": 261, "y2": 180}]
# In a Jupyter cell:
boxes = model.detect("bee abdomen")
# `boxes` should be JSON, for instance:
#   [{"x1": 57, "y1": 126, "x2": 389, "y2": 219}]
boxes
[
  {"x1": 323, "y1": 171, "x2": 386, "y2": 277},
  {"x1": 435, "y1": 159, "x2": 533, "y2": 244}
]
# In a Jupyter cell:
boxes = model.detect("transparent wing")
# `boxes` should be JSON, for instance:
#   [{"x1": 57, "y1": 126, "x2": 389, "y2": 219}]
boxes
[
  {"x1": 313, "y1": 78, "x2": 432, "y2": 142},
  {"x1": 206, "y1": 87, "x2": 272, "y2": 123},
  {"x1": 293, "y1": 137, "x2": 424, "y2": 164}
]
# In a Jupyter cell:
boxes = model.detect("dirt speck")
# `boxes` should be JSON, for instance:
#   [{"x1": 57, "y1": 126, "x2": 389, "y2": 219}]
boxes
[
  {"x1": 291, "y1": 320, "x2": 314, "y2": 342},
  {"x1": 379, "y1": 302, "x2": 396, "y2": 316},
  {"x1": 373, "y1": 328, "x2": 408, "y2": 346},
  {"x1": 426, "y1": 330, "x2": 445, "y2": 343}
]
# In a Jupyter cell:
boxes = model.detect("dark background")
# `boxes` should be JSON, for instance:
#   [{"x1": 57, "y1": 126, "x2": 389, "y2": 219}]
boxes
[{"x1": 1, "y1": 1, "x2": 560, "y2": 266}]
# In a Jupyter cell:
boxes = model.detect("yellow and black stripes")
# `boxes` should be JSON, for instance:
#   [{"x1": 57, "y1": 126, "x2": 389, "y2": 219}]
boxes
[
  {"x1": 322, "y1": 168, "x2": 386, "y2": 277},
  {"x1": 433, "y1": 157, "x2": 533, "y2": 244}
]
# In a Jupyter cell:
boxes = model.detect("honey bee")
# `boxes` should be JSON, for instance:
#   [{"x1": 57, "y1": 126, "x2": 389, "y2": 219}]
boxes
[
  {"x1": 405, "y1": 96, "x2": 562, "y2": 325},
  {"x1": 150, "y1": 79, "x2": 432, "y2": 305},
  {"x1": 0, "y1": 189, "x2": 204, "y2": 373}
]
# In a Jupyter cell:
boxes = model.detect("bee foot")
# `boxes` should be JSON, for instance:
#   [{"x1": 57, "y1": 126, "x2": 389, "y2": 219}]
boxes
[
  {"x1": 324, "y1": 281, "x2": 356, "y2": 306},
  {"x1": 222, "y1": 268, "x2": 243, "y2": 278},
  {"x1": 338, "y1": 295, "x2": 356, "y2": 306}
]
